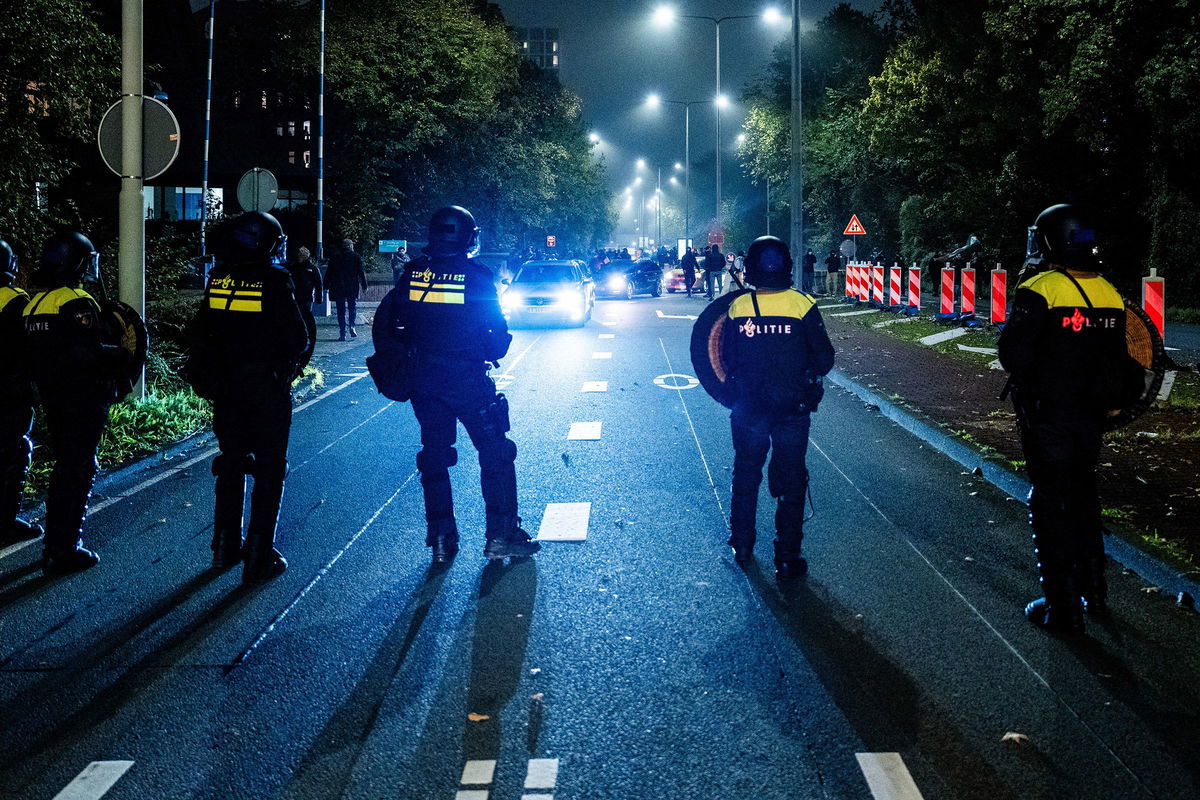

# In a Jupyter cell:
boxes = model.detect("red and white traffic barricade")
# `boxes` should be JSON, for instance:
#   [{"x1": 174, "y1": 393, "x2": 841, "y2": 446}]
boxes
[
  {"x1": 961, "y1": 266, "x2": 976, "y2": 317},
  {"x1": 844, "y1": 263, "x2": 855, "y2": 299},
  {"x1": 940, "y1": 265, "x2": 955, "y2": 315},
  {"x1": 1142, "y1": 268, "x2": 1165, "y2": 338},
  {"x1": 859, "y1": 263, "x2": 871, "y2": 303},
  {"x1": 990, "y1": 266, "x2": 1007, "y2": 325},
  {"x1": 872, "y1": 264, "x2": 884, "y2": 304},
  {"x1": 889, "y1": 264, "x2": 902, "y2": 307},
  {"x1": 907, "y1": 266, "x2": 921, "y2": 314}
]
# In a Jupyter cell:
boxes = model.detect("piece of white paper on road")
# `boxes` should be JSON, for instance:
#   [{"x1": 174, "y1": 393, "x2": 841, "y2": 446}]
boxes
[
  {"x1": 581, "y1": 381, "x2": 608, "y2": 392},
  {"x1": 567, "y1": 421, "x2": 602, "y2": 440},
  {"x1": 919, "y1": 328, "x2": 970, "y2": 346},
  {"x1": 537, "y1": 503, "x2": 590, "y2": 541}
]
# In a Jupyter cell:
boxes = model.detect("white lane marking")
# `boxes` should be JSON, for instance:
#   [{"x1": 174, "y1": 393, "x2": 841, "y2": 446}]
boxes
[
  {"x1": 655, "y1": 309, "x2": 697, "y2": 320},
  {"x1": 460, "y1": 760, "x2": 497, "y2": 785},
  {"x1": 657, "y1": 339, "x2": 725, "y2": 519},
  {"x1": 231, "y1": 472, "x2": 418, "y2": 667},
  {"x1": 1157, "y1": 370, "x2": 1176, "y2": 402},
  {"x1": 293, "y1": 372, "x2": 370, "y2": 413},
  {"x1": 856, "y1": 753, "x2": 924, "y2": 800},
  {"x1": 492, "y1": 374, "x2": 515, "y2": 390},
  {"x1": 873, "y1": 316, "x2": 917, "y2": 328},
  {"x1": 567, "y1": 422, "x2": 602, "y2": 441},
  {"x1": 1165, "y1": 346, "x2": 1180, "y2": 351},
  {"x1": 581, "y1": 381, "x2": 608, "y2": 393},
  {"x1": 292, "y1": 402, "x2": 395, "y2": 472},
  {"x1": 956, "y1": 344, "x2": 998, "y2": 355},
  {"x1": 831, "y1": 309, "x2": 877, "y2": 317},
  {"x1": 918, "y1": 328, "x2": 970, "y2": 346},
  {"x1": 522, "y1": 795, "x2": 554, "y2": 800},
  {"x1": 502, "y1": 335, "x2": 544, "y2": 374},
  {"x1": 52, "y1": 761, "x2": 135, "y2": 800},
  {"x1": 455, "y1": 791, "x2": 489, "y2": 800},
  {"x1": 598, "y1": 333, "x2": 615, "y2": 339},
  {"x1": 0, "y1": 538, "x2": 39, "y2": 560},
  {"x1": 592, "y1": 352, "x2": 612, "y2": 359},
  {"x1": 537, "y1": 503, "x2": 590, "y2": 541},
  {"x1": 332, "y1": 372, "x2": 370, "y2": 377},
  {"x1": 653, "y1": 373, "x2": 700, "y2": 390},
  {"x1": 524, "y1": 758, "x2": 559, "y2": 789}
]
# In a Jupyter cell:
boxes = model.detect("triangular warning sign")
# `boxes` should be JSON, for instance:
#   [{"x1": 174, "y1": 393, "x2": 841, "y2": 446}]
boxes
[{"x1": 843, "y1": 215, "x2": 867, "y2": 236}]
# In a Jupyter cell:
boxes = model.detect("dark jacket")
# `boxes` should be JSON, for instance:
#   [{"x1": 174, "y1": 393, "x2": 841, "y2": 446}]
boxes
[
  {"x1": 824, "y1": 254, "x2": 841, "y2": 272},
  {"x1": 288, "y1": 257, "x2": 324, "y2": 306},
  {"x1": 325, "y1": 248, "x2": 368, "y2": 301},
  {"x1": 998, "y1": 268, "x2": 1139, "y2": 422},
  {"x1": 392, "y1": 253, "x2": 511, "y2": 364},
  {"x1": 22, "y1": 285, "x2": 130, "y2": 404},
  {"x1": 681, "y1": 251, "x2": 699, "y2": 273},
  {"x1": 703, "y1": 249, "x2": 725, "y2": 272},
  {"x1": 723, "y1": 289, "x2": 835, "y2": 416}
]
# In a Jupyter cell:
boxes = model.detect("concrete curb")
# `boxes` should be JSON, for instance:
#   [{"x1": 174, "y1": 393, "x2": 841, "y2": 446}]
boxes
[{"x1": 827, "y1": 366, "x2": 1200, "y2": 602}]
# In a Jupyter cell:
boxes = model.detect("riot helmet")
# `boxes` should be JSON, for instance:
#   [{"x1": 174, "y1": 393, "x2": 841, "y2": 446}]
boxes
[
  {"x1": 744, "y1": 236, "x2": 794, "y2": 289},
  {"x1": 0, "y1": 239, "x2": 16, "y2": 284},
  {"x1": 37, "y1": 231, "x2": 99, "y2": 287},
  {"x1": 225, "y1": 211, "x2": 286, "y2": 264},
  {"x1": 426, "y1": 206, "x2": 480, "y2": 258},
  {"x1": 1026, "y1": 204, "x2": 1099, "y2": 271}
]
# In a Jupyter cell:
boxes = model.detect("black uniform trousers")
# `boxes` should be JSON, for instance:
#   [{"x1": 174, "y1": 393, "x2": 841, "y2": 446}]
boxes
[
  {"x1": 211, "y1": 372, "x2": 293, "y2": 546},
  {"x1": 41, "y1": 398, "x2": 109, "y2": 552},
  {"x1": 0, "y1": 400, "x2": 34, "y2": 526},
  {"x1": 1019, "y1": 415, "x2": 1105, "y2": 595},
  {"x1": 410, "y1": 361, "x2": 517, "y2": 530},
  {"x1": 729, "y1": 406, "x2": 811, "y2": 547}
]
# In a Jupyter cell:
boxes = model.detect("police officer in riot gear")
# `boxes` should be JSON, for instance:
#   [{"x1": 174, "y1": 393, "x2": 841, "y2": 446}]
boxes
[
  {"x1": 187, "y1": 212, "x2": 310, "y2": 583},
  {"x1": 999, "y1": 204, "x2": 1140, "y2": 633},
  {"x1": 0, "y1": 238, "x2": 42, "y2": 545},
  {"x1": 23, "y1": 232, "x2": 130, "y2": 575},
  {"x1": 724, "y1": 236, "x2": 834, "y2": 579},
  {"x1": 384, "y1": 205, "x2": 538, "y2": 563}
]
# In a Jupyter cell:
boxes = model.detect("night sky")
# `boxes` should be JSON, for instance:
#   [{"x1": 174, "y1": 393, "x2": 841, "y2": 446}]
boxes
[{"x1": 494, "y1": 0, "x2": 881, "y2": 242}]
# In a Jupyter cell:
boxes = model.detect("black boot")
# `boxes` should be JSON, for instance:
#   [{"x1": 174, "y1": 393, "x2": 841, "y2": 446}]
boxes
[
  {"x1": 727, "y1": 532, "x2": 755, "y2": 563},
  {"x1": 427, "y1": 517, "x2": 459, "y2": 565},
  {"x1": 773, "y1": 539, "x2": 807, "y2": 581},
  {"x1": 1026, "y1": 560, "x2": 1084, "y2": 633},
  {"x1": 773, "y1": 501, "x2": 807, "y2": 580},
  {"x1": 212, "y1": 457, "x2": 247, "y2": 568},
  {"x1": 2, "y1": 518, "x2": 43, "y2": 545},
  {"x1": 1077, "y1": 552, "x2": 1109, "y2": 616},
  {"x1": 483, "y1": 513, "x2": 540, "y2": 560},
  {"x1": 43, "y1": 542, "x2": 99, "y2": 576},
  {"x1": 242, "y1": 469, "x2": 287, "y2": 584},
  {"x1": 211, "y1": 527, "x2": 243, "y2": 569}
]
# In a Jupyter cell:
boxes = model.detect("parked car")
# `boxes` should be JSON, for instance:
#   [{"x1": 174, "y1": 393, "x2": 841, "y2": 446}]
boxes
[
  {"x1": 595, "y1": 258, "x2": 664, "y2": 300},
  {"x1": 664, "y1": 266, "x2": 705, "y2": 293},
  {"x1": 500, "y1": 260, "x2": 595, "y2": 327}
]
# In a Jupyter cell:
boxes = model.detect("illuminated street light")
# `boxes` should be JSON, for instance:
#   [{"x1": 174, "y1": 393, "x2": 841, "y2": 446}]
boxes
[
  {"x1": 715, "y1": 94, "x2": 730, "y2": 109},
  {"x1": 636, "y1": 158, "x2": 647, "y2": 170},
  {"x1": 674, "y1": 162, "x2": 683, "y2": 171},
  {"x1": 652, "y1": 5, "x2": 675, "y2": 26},
  {"x1": 634, "y1": 176, "x2": 643, "y2": 185},
  {"x1": 762, "y1": 7, "x2": 783, "y2": 25},
  {"x1": 589, "y1": 132, "x2": 601, "y2": 144},
  {"x1": 646, "y1": 93, "x2": 661, "y2": 107},
  {"x1": 670, "y1": 176, "x2": 680, "y2": 185},
  {"x1": 737, "y1": 133, "x2": 746, "y2": 144}
]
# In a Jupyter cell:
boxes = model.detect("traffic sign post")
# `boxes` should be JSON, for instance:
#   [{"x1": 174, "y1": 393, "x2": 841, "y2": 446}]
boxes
[
  {"x1": 378, "y1": 240, "x2": 407, "y2": 253},
  {"x1": 237, "y1": 168, "x2": 279, "y2": 213},
  {"x1": 843, "y1": 215, "x2": 867, "y2": 236},
  {"x1": 546, "y1": 235, "x2": 557, "y2": 249}
]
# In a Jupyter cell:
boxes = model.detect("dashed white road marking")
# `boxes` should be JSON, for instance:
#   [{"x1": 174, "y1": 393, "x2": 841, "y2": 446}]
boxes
[
  {"x1": 655, "y1": 309, "x2": 697, "y2": 320},
  {"x1": 918, "y1": 328, "x2": 970, "y2": 346},
  {"x1": 581, "y1": 381, "x2": 608, "y2": 393},
  {"x1": 524, "y1": 758, "x2": 560, "y2": 790},
  {"x1": 455, "y1": 791, "x2": 489, "y2": 800},
  {"x1": 873, "y1": 316, "x2": 917, "y2": 328},
  {"x1": 653, "y1": 373, "x2": 700, "y2": 390},
  {"x1": 956, "y1": 344, "x2": 998, "y2": 355},
  {"x1": 537, "y1": 503, "x2": 590, "y2": 541},
  {"x1": 567, "y1": 422, "x2": 602, "y2": 441},
  {"x1": 0, "y1": 538, "x2": 39, "y2": 560},
  {"x1": 831, "y1": 309, "x2": 877, "y2": 317},
  {"x1": 460, "y1": 760, "x2": 497, "y2": 785},
  {"x1": 592, "y1": 352, "x2": 612, "y2": 359},
  {"x1": 522, "y1": 795, "x2": 554, "y2": 800},
  {"x1": 598, "y1": 333, "x2": 615, "y2": 339},
  {"x1": 292, "y1": 372, "x2": 370, "y2": 413},
  {"x1": 52, "y1": 761, "x2": 134, "y2": 800},
  {"x1": 492, "y1": 374, "x2": 515, "y2": 390},
  {"x1": 856, "y1": 753, "x2": 924, "y2": 800}
]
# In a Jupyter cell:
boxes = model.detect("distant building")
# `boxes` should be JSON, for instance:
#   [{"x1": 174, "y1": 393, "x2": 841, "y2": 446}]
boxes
[{"x1": 514, "y1": 26, "x2": 560, "y2": 72}]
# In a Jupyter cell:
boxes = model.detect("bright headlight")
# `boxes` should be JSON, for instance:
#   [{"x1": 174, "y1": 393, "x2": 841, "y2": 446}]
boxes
[
  {"x1": 606, "y1": 275, "x2": 626, "y2": 290},
  {"x1": 501, "y1": 290, "x2": 522, "y2": 309},
  {"x1": 557, "y1": 289, "x2": 582, "y2": 306}
]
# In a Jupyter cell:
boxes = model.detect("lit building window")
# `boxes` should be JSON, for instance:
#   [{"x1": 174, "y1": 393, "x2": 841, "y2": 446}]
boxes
[
  {"x1": 288, "y1": 151, "x2": 296, "y2": 164},
  {"x1": 303, "y1": 151, "x2": 312, "y2": 168},
  {"x1": 261, "y1": 90, "x2": 268, "y2": 109},
  {"x1": 303, "y1": 120, "x2": 312, "y2": 140},
  {"x1": 288, "y1": 121, "x2": 296, "y2": 136},
  {"x1": 276, "y1": 123, "x2": 284, "y2": 137}
]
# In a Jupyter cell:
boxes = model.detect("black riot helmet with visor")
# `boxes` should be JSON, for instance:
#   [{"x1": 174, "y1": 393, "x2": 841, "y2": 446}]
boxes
[
  {"x1": 225, "y1": 211, "x2": 287, "y2": 265},
  {"x1": 0, "y1": 238, "x2": 16, "y2": 284},
  {"x1": 36, "y1": 231, "x2": 100, "y2": 287},
  {"x1": 744, "y1": 236, "x2": 794, "y2": 289},
  {"x1": 425, "y1": 206, "x2": 480, "y2": 258},
  {"x1": 1026, "y1": 204, "x2": 1100, "y2": 271}
]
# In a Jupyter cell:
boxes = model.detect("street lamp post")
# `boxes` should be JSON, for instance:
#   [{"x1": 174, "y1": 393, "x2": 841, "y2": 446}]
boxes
[
  {"x1": 790, "y1": 0, "x2": 803, "y2": 286},
  {"x1": 647, "y1": 94, "x2": 706, "y2": 248}
]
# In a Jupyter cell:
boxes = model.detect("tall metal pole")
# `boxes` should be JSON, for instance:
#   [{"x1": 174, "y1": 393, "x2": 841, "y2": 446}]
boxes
[
  {"x1": 766, "y1": 175, "x2": 770, "y2": 236},
  {"x1": 789, "y1": 0, "x2": 804, "y2": 287},
  {"x1": 316, "y1": 0, "x2": 326, "y2": 259},
  {"x1": 120, "y1": 0, "x2": 145, "y2": 398},
  {"x1": 714, "y1": 22, "x2": 722, "y2": 235},
  {"x1": 656, "y1": 167, "x2": 662, "y2": 246},
  {"x1": 684, "y1": 104, "x2": 690, "y2": 247},
  {"x1": 200, "y1": 0, "x2": 216, "y2": 257}
]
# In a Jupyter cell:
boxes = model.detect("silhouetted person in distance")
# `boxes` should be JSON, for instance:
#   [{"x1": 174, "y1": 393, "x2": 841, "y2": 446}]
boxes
[
  {"x1": 326, "y1": 238, "x2": 367, "y2": 340},
  {"x1": 288, "y1": 246, "x2": 322, "y2": 371},
  {"x1": 801, "y1": 248, "x2": 817, "y2": 293},
  {"x1": 680, "y1": 247, "x2": 699, "y2": 297},
  {"x1": 703, "y1": 243, "x2": 725, "y2": 299}
]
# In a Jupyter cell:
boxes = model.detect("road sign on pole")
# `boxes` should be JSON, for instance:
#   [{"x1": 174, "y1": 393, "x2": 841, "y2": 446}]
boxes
[
  {"x1": 546, "y1": 235, "x2": 557, "y2": 248},
  {"x1": 236, "y1": 168, "x2": 278, "y2": 213},
  {"x1": 843, "y1": 215, "x2": 867, "y2": 236},
  {"x1": 98, "y1": 96, "x2": 181, "y2": 180}
]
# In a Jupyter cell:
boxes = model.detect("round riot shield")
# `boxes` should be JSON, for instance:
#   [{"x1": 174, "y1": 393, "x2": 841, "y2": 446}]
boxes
[
  {"x1": 102, "y1": 300, "x2": 149, "y2": 387},
  {"x1": 689, "y1": 290, "x2": 750, "y2": 409},
  {"x1": 1105, "y1": 298, "x2": 1167, "y2": 431}
]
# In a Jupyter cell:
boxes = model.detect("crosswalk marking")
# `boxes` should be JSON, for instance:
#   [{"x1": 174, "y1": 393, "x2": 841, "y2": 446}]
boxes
[
  {"x1": 522, "y1": 795, "x2": 554, "y2": 800},
  {"x1": 455, "y1": 791, "x2": 489, "y2": 800},
  {"x1": 581, "y1": 381, "x2": 608, "y2": 392},
  {"x1": 460, "y1": 760, "x2": 496, "y2": 786},
  {"x1": 598, "y1": 333, "x2": 615, "y2": 339},
  {"x1": 592, "y1": 351, "x2": 612, "y2": 359},
  {"x1": 856, "y1": 753, "x2": 924, "y2": 800},
  {"x1": 52, "y1": 761, "x2": 134, "y2": 800},
  {"x1": 567, "y1": 422, "x2": 602, "y2": 441},
  {"x1": 524, "y1": 758, "x2": 560, "y2": 790},
  {"x1": 537, "y1": 503, "x2": 590, "y2": 541}
]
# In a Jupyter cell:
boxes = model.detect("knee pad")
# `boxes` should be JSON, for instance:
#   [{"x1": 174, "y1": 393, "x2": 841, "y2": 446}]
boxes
[
  {"x1": 778, "y1": 494, "x2": 805, "y2": 509},
  {"x1": 479, "y1": 437, "x2": 517, "y2": 470},
  {"x1": 253, "y1": 457, "x2": 288, "y2": 484},
  {"x1": 417, "y1": 447, "x2": 457, "y2": 474},
  {"x1": 213, "y1": 453, "x2": 254, "y2": 477}
]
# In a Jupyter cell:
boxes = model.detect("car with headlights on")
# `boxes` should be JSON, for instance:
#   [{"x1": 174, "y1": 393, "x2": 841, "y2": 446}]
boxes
[
  {"x1": 500, "y1": 260, "x2": 595, "y2": 327},
  {"x1": 595, "y1": 258, "x2": 664, "y2": 300},
  {"x1": 664, "y1": 265, "x2": 705, "y2": 293}
]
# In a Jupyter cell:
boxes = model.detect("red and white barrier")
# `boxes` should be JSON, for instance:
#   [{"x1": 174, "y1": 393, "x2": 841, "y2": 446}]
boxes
[
  {"x1": 844, "y1": 263, "x2": 855, "y2": 299},
  {"x1": 889, "y1": 264, "x2": 901, "y2": 306},
  {"x1": 961, "y1": 266, "x2": 976, "y2": 316},
  {"x1": 1142, "y1": 269, "x2": 1165, "y2": 338},
  {"x1": 872, "y1": 264, "x2": 884, "y2": 304},
  {"x1": 940, "y1": 266, "x2": 955, "y2": 315},
  {"x1": 859, "y1": 263, "x2": 870, "y2": 303},
  {"x1": 990, "y1": 268, "x2": 1007, "y2": 325},
  {"x1": 908, "y1": 267, "x2": 921, "y2": 310}
]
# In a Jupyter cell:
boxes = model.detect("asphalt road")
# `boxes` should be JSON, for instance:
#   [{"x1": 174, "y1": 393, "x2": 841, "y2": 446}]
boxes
[{"x1": 1, "y1": 292, "x2": 1198, "y2": 800}]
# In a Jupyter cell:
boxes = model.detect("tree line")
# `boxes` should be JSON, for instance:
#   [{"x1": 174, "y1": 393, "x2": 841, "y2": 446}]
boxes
[{"x1": 737, "y1": 0, "x2": 1200, "y2": 304}]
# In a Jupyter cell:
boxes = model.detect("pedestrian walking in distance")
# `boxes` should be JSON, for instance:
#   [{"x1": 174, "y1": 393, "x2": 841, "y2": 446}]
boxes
[
  {"x1": 703, "y1": 243, "x2": 725, "y2": 299},
  {"x1": 326, "y1": 238, "x2": 368, "y2": 341},
  {"x1": 680, "y1": 247, "x2": 699, "y2": 297},
  {"x1": 724, "y1": 236, "x2": 834, "y2": 579},
  {"x1": 998, "y1": 204, "x2": 1143, "y2": 633},
  {"x1": 0, "y1": 238, "x2": 42, "y2": 546},
  {"x1": 379, "y1": 205, "x2": 538, "y2": 564},
  {"x1": 287, "y1": 245, "x2": 323, "y2": 372},
  {"x1": 186, "y1": 212, "x2": 311, "y2": 583}
]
